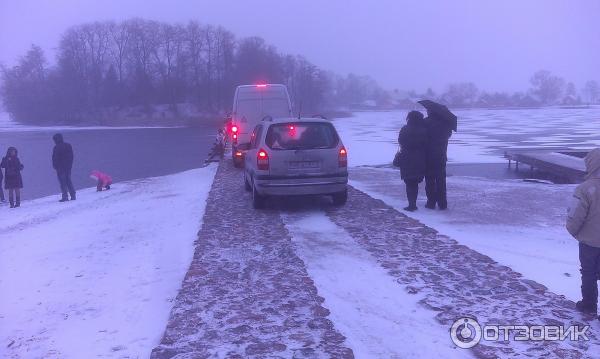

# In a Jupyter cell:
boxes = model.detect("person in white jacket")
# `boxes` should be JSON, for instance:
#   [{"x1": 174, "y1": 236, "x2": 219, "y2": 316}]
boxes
[{"x1": 567, "y1": 148, "x2": 600, "y2": 318}]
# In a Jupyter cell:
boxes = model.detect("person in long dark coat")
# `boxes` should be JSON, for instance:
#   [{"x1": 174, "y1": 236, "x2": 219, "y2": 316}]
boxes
[
  {"x1": 52, "y1": 133, "x2": 76, "y2": 202},
  {"x1": 398, "y1": 110, "x2": 428, "y2": 211},
  {"x1": 424, "y1": 111, "x2": 452, "y2": 210},
  {"x1": 0, "y1": 155, "x2": 4, "y2": 203},
  {"x1": 1, "y1": 147, "x2": 24, "y2": 208}
]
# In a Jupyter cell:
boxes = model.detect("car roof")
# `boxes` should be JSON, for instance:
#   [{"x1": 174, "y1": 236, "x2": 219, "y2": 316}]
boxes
[{"x1": 265, "y1": 117, "x2": 331, "y2": 124}]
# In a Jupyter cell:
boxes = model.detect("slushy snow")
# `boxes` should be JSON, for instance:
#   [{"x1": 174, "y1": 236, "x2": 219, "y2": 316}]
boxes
[{"x1": 0, "y1": 165, "x2": 217, "y2": 358}]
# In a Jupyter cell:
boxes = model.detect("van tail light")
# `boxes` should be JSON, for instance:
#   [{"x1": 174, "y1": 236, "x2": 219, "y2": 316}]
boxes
[
  {"x1": 257, "y1": 149, "x2": 269, "y2": 170},
  {"x1": 339, "y1": 147, "x2": 347, "y2": 167}
]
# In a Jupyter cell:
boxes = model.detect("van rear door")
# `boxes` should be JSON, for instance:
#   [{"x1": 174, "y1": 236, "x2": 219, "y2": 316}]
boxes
[{"x1": 233, "y1": 85, "x2": 291, "y2": 144}]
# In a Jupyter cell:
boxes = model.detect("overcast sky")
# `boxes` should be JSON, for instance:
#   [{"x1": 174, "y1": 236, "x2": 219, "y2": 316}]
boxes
[{"x1": 1, "y1": 0, "x2": 598, "y2": 92}]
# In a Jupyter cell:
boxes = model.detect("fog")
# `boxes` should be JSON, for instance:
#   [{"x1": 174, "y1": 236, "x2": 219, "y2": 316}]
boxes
[{"x1": 1, "y1": 0, "x2": 599, "y2": 92}]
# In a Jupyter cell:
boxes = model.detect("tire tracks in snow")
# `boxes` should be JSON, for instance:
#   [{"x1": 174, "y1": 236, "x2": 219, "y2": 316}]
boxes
[{"x1": 151, "y1": 161, "x2": 353, "y2": 358}]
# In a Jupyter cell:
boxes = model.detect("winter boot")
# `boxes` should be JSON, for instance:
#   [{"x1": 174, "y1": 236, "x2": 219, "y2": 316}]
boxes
[
  {"x1": 576, "y1": 300, "x2": 597, "y2": 314},
  {"x1": 59, "y1": 197, "x2": 69, "y2": 202},
  {"x1": 15, "y1": 196, "x2": 20, "y2": 208},
  {"x1": 404, "y1": 205, "x2": 418, "y2": 212},
  {"x1": 9, "y1": 200, "x2": 14, "y2": 208},
  {"x1": 425, "y1": 202, "x2": 436, "y2": 210}
]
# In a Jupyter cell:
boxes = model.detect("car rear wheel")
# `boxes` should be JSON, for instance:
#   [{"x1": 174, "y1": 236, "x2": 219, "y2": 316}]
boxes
[
  {"x1": 233, "y1": 158, "x2": 243, "y2": 168},
  {"x1": 332, "y1": 189, "x2": 348, "y2": 206},
  {"x1": 244, "y1": 173, "x2": 251, "y2": 191},
  {"x1": 252, "y1": 180, "x2": 266, "y2": 209}
]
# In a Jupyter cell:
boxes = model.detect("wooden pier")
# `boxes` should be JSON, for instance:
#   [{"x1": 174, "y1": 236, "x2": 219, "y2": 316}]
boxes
[{"x1": 504, "y1": 149, "x2": 589, "y2": 183}]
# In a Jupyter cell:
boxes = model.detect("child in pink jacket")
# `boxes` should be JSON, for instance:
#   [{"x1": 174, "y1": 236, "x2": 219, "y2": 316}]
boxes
[{"x1": 90, "y1": 170, "x2": 112, "y2": 191}]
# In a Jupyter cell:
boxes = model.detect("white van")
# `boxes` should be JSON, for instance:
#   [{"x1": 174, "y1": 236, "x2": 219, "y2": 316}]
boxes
[{"x1": 230, "y1": 84, "x2": 292, "y2": 166}]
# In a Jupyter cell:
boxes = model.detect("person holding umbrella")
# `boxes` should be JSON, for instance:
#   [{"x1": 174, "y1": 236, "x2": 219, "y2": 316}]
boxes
[{"x1": 418, "y1": 100, "x2": 457, "y2": 210}]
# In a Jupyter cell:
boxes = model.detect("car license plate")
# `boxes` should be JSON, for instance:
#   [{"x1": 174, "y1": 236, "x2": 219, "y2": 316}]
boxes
[{"x1": 288, "y1": 161, "x2": 320, "y2": 169}]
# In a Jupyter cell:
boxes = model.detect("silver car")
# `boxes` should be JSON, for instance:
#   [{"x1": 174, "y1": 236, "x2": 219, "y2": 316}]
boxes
[{"x1": 243, "y1": 117, "x2": 348, "y2": 208}]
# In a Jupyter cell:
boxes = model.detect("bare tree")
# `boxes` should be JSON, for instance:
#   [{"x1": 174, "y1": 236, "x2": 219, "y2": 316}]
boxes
[
  {"x1": 582, "y1": 80, "x2": 600, "y2": 104},
  {"x1": 529, "y1": 70, "x2": 565, "y2": 105}
]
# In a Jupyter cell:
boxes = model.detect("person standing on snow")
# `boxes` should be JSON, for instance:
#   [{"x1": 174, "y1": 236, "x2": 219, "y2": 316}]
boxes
[
  {"x1": 424, "y1": 111, "x2": 452, "y2": 210},
  {"x1": 398, "y1": 110, "x2": 428, "y2": 211},
  {"x1": 52, "y1": 133, "x2": 76, "y2": 202},
  {"x1": 1, "y1": 147, "x2": 24, "y2": 208},
  {"x1": 0, "y1": 155, "x2": 5, "y2": 203},
  {"x1": 567, "y1": 148, "x2": 600, "y2": 319}
]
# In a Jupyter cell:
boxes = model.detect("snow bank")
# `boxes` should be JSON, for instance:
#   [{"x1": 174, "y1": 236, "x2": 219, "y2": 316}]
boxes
[
  {"x1": 0, "y1": 111, "x2": 177, "y2": 132},
  {"x1": 0, "y1": 165, "x2": 217, "y2": 358},
  {"x1": 349, "y1": 167, "x2": 581, "y2": 301}
]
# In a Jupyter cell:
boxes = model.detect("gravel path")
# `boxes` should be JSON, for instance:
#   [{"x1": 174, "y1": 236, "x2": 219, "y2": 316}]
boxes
[
  {"x1": 326, "y1": 186, "x2": 600, "y2": 358},
  {"x1": 151, "y1": 162, "x2": 353, "y2": 358},
  {"x1": 151, "y1": 159, "x2": 599, "y2": 358}
]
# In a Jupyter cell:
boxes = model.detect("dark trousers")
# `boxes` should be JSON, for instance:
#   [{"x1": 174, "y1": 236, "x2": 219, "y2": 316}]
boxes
[
  {"x1": 0, "y1": 185, "x2": 4, "y2": 201},
  {"x1": 57, "y1": 170, "x2": 76, "y2": 199},
  {"x1": 8, "y1": 188, "x2": 20, "y2": 205},
  {"x1": 425, "y1": 169, "x2": 447, "y2": 208},
  {"x1": 579, "y1": 242, "x2": 600, "y2": 307},
  {"x1": 404, "y1": 179, "x2": 420, "y2": 208}
]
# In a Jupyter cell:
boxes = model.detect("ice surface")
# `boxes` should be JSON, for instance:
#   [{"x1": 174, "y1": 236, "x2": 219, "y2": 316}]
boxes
[{"x1": 332, "y1": 108, "x2": 600, "y2": 166}]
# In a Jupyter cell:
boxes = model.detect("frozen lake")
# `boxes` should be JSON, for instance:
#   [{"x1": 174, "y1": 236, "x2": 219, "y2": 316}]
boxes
[{"x1": 333, "y1": 107, "x2": 600, "y2": 166}]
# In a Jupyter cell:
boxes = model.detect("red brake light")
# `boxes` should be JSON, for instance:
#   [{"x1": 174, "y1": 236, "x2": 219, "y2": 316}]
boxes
[
  {"x1": 256, "y1": 84, "x2": 267, "y2": 88},
  {"x1": 257, "y1": 149, "x2": 269, "y2": 170},
  {"x1": 231, "y1": 125, "x2": 238, "y2": 133},
  {"x1": 235, "y1": 151, "x2": 243, "y2": 157},
  {"x1": 339, "y1": 147, "x2": 347, "y2": 167}
]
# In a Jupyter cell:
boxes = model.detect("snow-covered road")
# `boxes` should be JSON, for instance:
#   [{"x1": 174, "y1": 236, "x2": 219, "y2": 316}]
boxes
[
  {"x1": 282, "y1": 212, "x2": 463, "y2": 359},
  {"x1": 0, "y1": 166, "x2": 217, "y2": 359}
]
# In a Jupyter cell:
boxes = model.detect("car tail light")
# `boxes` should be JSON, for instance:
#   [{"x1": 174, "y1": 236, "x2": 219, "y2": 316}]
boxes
[
  {"x1": 234, "y1": 150, "x2": 243, "y2": 158},
  {"x1": 339, "y1": 147, "x2": 347, "y2": 167},
  {"x1": 257, "y1": 149, "x2": 269, "y2": 170}
]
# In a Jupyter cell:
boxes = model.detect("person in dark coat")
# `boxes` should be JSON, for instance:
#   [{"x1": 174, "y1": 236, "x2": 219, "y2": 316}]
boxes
[
  {"x1": 1, "y1": 147, "x2": 24, "y2": 208},
  {"x1": 52, "y1": 133, "x2": 76, "y2": 202},
  {"x1": 424, "y1": 111, "x2": 452, "y2": 210},
  {"x1": 0, "y1": 156, "x2": 4, "y2": 203},
  {"x1": 398, "y1": 110, "x2": 428, "y2": 211}
]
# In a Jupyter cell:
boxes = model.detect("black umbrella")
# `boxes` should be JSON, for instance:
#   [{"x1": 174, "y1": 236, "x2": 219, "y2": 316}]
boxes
[{"x1": 418, "y1": 100, "x2": 458, "y2": 132}]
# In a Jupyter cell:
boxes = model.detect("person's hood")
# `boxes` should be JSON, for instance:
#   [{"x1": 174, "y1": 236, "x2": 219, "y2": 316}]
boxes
[
  {"x1": 6, "y1": 146, "x2": 17, "y2": 157},
  {"x1": 407, "y1": 117, "x2": 423, "y2": 127},
  {"x1": 584, "y1": 148, "x2": 600, "y2": 179},
  {"x1": 53, "y1": 133, "x2": 64, "y2": 144}
]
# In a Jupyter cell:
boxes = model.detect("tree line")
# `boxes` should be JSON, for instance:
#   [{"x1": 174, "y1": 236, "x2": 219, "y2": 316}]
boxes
[
  {"x1": 2, "y1": 19, "x2": 599, "y2": 125},
  {"x1": 1, "y1": 19, "x2": 383, "y2": 125},
  {"x1": 385, "y1": 71, "x2": 600, "y2": 110}
]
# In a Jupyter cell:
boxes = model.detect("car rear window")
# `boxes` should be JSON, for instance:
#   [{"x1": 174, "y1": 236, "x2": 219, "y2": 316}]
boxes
[{"x1": 265, "y1": 122, "x2": 339, "y2": 150}]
